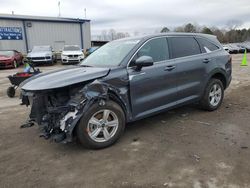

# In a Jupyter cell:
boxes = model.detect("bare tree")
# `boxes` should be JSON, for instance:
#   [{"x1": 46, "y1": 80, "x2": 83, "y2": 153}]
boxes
[
  {"x1": 109, "y1": 29, "x2": 116, "y2": 40},
  {"x1": 101, "y1": 30, "x2": 108, "y2": 41},
  {"x1": 161, "y1": 27, "x2": 170, "y2": 33}
]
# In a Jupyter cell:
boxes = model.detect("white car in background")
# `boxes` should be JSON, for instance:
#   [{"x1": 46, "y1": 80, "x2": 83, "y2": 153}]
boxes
[{"x1": 61, "y1": 45, "x2": 84, "y2": 64}]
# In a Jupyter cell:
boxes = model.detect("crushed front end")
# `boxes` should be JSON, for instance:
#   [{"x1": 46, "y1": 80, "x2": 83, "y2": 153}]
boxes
[
  {"x1": 20, "y1": 80, "x2": 110, "y2": 143},
  {"x1": 21, "y1": 86, "x2": 87, "y2": 143}
]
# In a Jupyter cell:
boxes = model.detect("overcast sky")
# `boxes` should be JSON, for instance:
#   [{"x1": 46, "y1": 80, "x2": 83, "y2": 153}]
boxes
[{"x1": 0, "y1": 0, "x2": 250, "y2": 35}]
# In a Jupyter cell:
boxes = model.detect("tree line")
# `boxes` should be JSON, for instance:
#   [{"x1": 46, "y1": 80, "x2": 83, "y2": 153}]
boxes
[
  {"x1": 161, "y1": 23, "x2": 250, "y2": 43},
  {"x1": 94, "y1": 23, "x2": 250, "y2": 44}
]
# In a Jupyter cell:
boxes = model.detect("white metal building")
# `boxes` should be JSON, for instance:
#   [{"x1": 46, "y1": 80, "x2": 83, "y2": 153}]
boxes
[{"x1": 0, "y1": 14, "x2": 91, "y2": 53}]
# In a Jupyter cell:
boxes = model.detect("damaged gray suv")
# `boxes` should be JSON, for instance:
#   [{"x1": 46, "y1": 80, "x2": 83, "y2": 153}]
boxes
[{"x1": 20, "y1": 33, "x2": 232, "y2": 149}]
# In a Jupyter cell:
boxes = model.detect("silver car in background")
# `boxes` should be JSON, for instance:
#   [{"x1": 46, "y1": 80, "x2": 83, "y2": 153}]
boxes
[{"x1": 27, "y1": 46, "x2": 55, "y2": 65}]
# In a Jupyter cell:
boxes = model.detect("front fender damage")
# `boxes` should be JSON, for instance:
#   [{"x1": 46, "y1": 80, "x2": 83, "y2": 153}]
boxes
[
  {"x1": 22, "y1": 79, "x2": 130, "y2": 144},
  {"x1": 60, "y1": 80, "x2": 110, "y2": 143}
]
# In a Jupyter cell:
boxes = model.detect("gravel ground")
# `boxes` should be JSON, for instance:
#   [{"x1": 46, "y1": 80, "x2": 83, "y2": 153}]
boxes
[{"x1": 0, "y1": 54, "x2": 250, "y2": 188}]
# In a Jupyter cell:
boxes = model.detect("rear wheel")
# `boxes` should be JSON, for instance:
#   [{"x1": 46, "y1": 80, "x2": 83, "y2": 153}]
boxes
[
  {"x1": 76, "y1": 100, "x2": 125, "y2": 149},
  {"x1": 200, "y1": 78, "x2": 224, "y2": 111}
]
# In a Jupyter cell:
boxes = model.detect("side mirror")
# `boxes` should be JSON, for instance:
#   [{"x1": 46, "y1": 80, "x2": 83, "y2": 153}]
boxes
[{"x1": 135, "y1": 56, "x2": 154, "y2": 71}]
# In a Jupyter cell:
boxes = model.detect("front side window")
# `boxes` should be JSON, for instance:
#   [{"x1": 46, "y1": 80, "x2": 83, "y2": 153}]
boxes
[
  {"x1": 169, "y1": 37, "x2": 201, "y2": 58},
  {"x1": 196, "y1": 37, "x2": 219, "y2": 53},
  {"x1": 137, "y1": 37, "x2": 169, "y2": 62}
]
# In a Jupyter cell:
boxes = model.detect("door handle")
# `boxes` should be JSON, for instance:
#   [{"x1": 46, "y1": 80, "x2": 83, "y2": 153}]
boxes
[
  {"x1": 164, "y1": 65, "x2": 176, "y2": 71},
  {"x1": 203, "y1": 58, "x2": 210, "y2": 63}
]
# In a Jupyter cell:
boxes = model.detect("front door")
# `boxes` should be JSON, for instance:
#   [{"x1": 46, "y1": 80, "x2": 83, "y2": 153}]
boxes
[{"x1": 127, "y1": 37, "x2": 179, "y2": 120}]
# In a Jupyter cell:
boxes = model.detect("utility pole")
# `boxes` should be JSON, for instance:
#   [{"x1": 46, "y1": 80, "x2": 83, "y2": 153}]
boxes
[
  {"x1": 84, "y1": 8, "x2": 86, "y2": 18},
  {"x1": 58, "y1": 1, "x2": 61, "y2": 17}
]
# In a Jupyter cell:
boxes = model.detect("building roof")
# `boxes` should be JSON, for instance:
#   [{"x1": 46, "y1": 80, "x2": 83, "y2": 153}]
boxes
[{"x1": 0, "y1": 13, "x2": 90, "y2": 23}]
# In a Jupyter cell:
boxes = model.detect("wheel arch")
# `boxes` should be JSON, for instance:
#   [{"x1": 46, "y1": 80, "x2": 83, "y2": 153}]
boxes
[
  {"x1": 107, "y1": 90, "x2": 127, "y2": 120},
  {"x1": 210, "y1": 72, "x2": 227, "y2": 89},
  {"x1": 208, "y1": 69, "x2": 227, "y2": 89}
]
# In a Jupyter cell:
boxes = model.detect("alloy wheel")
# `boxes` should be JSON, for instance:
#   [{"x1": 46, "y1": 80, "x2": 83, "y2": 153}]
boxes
[
  {"x1": 209, "y1": 83, "x2": 222, "y2": 107},
  {"x1": 87, "y1": 109, "x2": 119, "y2": 143}
]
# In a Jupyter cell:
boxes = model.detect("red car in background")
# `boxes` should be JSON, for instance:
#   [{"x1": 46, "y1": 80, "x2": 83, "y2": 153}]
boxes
[{"x1": 0, "y1": 50, "x2": 23, "y2": 69}]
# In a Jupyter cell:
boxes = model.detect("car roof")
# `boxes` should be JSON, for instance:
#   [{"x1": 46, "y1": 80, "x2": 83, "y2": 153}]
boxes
[
  {"x1": 115, "y1": 32, "x2": 221, "y2": 48},
  {"x1": 117, "y1": 32, "x2": 216, "y2": 41}
]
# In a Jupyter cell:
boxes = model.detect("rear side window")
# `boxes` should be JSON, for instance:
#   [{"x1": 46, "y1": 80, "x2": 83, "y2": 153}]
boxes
[
  {"x1": 196, "y1": 37, "x2": 219, "y2": 53},
  {"x1": 137, "y1": 37, "x2": 169, "y2": 62},
  {"x1": 169, "y1": 37, "x2": 201, "y2": 58}
]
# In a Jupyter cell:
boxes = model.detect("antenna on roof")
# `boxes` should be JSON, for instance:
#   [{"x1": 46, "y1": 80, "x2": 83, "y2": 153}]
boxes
[{"x1": 58, "y1": 1, "x2": 61, "y2": 17}]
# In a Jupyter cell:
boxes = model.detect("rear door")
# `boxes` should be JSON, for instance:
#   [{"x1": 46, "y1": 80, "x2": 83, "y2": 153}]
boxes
[
  {"x1": 168, "y1": 36, "x2": 206, "y2": 104},
  {"x1": 128, "y1": 37, "x2": 179, "y2": 119}
]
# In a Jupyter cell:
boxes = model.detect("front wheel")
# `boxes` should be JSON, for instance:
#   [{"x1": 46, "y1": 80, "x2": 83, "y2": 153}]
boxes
[
  {"x1": 76, "y1": 100, "x2": 125, "y2": 149},
  {"x1": 199, "y1": 78, "x2": 224, "y2": 111}
]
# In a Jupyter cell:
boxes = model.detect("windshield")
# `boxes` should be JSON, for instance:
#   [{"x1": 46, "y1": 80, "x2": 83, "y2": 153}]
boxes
[
  {"x1": 63, "y1": 46, "x2": 80, "y2": 51},
  {"x1": 0, "y1": 51, "x2": 14, "y2": 57},
  {"x1": 80, "y1": 39, "x2": 140, "y2": 67},
  {"x1": 32, "y1": 46, "x2": 50, "y2": 52}
]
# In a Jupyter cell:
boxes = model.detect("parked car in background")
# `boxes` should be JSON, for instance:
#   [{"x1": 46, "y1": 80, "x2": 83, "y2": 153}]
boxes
[
  {"x1": 26, "y1": 46, "x2": 55, "y2": 65},
  {"x1": 233, "y1": 43, "x2": 246, "y2": 53},
  {"x1": 0, "y1": 50, "x2": 23, "y2": 68},
  {"x1": 237, "y1": 42, "x2": 250, "y2": 52},
  {"x1": 20, "y1": 33, "x2": 232, "y2": 149},
  {"x1": 223, "y1": 44, "x2": 238, "y2": 54},
  {"x1": 223, "y1": 45, "x2": 230, "y2": 53},
  {"x1": 61, "y1": 45, "x2": 84, "y2": 64}
]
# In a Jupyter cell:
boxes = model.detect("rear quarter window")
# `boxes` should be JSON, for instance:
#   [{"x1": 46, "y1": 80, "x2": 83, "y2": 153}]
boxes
[
  {"x1": 169, "y1": 37, "x2": 201, "y2": 59},
  {"x1": 196, "y1": 37, "x2": 220, "y2": 53}
]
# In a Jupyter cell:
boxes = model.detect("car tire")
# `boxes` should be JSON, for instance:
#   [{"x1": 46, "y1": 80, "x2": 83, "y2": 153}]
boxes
[
  {"x1": 199, "y1": 78, "x2": 224, "y2": 111},
  {"x1": 13, "y1": 60, "x2": 18, "y2": 68},
  {"x1": 76, "y1": 100, "x2": 125, "y2": 149},
  {"x1": 7, "y1": 86, "x2": 15, "y2": 98}
]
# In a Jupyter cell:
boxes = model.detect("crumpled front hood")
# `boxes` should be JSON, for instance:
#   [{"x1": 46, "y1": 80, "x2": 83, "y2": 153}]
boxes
[
  {"x1": 27, "y1": 51, "x2": 52, "y2": 57},
  {"x1": 21, "y1": 66, "x2": 110, "y2": 91}
]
